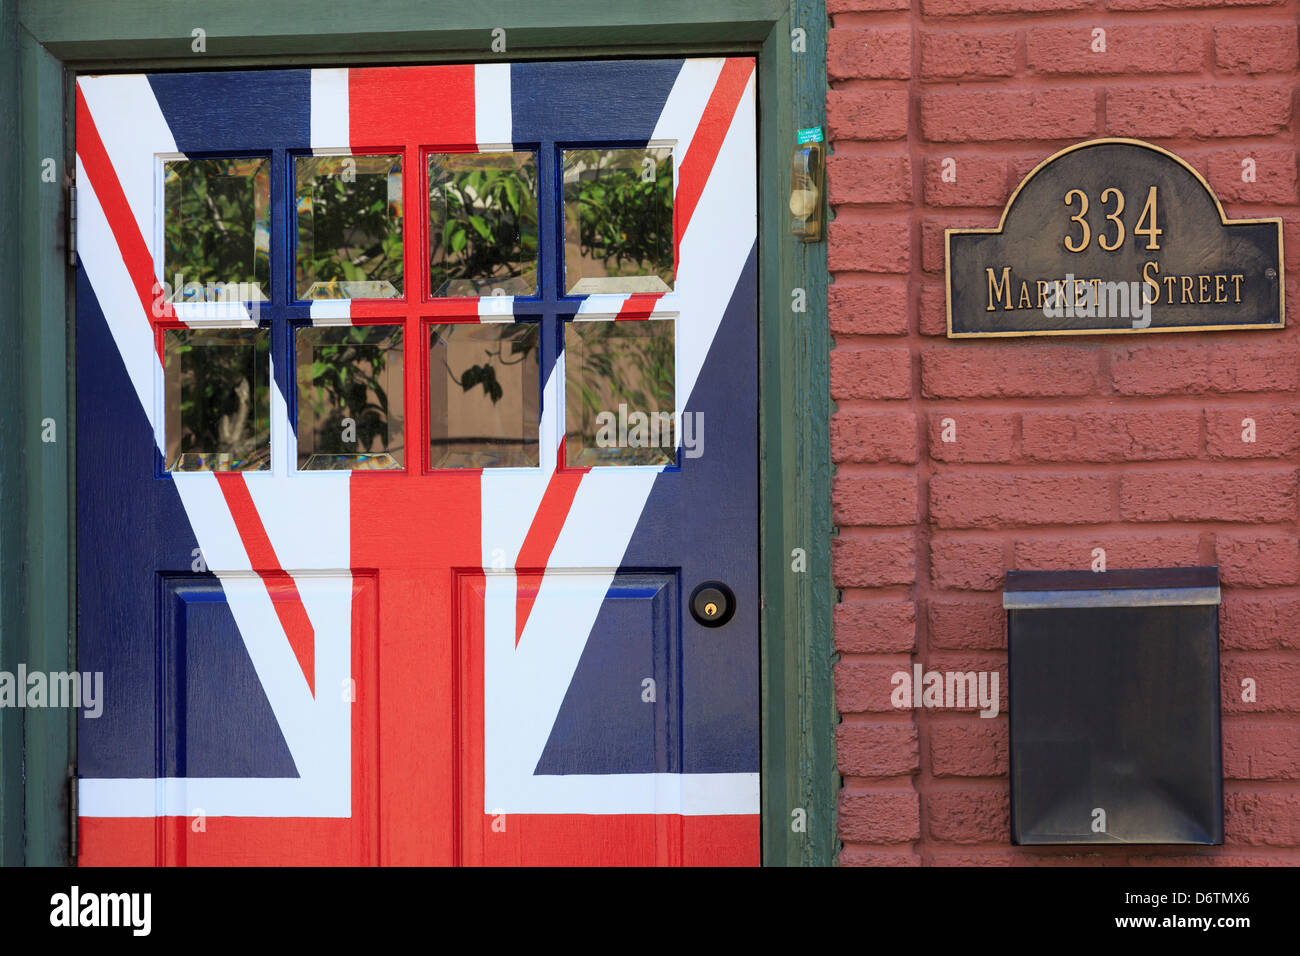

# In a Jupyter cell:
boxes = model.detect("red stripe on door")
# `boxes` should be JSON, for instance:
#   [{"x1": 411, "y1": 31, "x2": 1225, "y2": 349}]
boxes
[
  {"x1": 513, "y1": 458, "x2": 589, "y2": 645},
  {"x1": 74, "y1": 86, "x2": 175, "y2": 360},
  {"x1": 615, "y1": 293, "x2": 665, "y2": 320},
  {"x1": 215, "y1": 473, "x2": 317, "y2": 696},
  {"x1": 348, "y1": 65, "x2": 477, "y2": 148},
  {"x1": 672, "y1": 59, "x2": 754, "y2": 272}
]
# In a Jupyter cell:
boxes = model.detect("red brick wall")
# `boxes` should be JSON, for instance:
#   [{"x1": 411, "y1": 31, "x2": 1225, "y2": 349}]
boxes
[{"x1": 826, "y1": 0, "x2": 1300, "y2": 865}]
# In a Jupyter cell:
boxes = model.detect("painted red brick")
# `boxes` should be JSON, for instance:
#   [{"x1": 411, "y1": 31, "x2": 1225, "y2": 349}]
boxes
[
  {"x1": 1106, "y1": 85, "x2": 1291, "y2": 137},
  {"x1": 1206, "y1": 406, "x2": 1300, "y2": 459},
  {"x1": 923, "y1": 0, "x2": 1091, "y2": 13},
  {"x1": 835, "y1": 599, "x2": 917, "y2": 653},
  {"x1": 828, "y1": 219, "x2": 911, "y2": 273},
  {"x1": 832, "y1": 347, "x2": 915, "y2": 399},
  {"x1": 918, "y1": 284, "x2": 948, "y2": 336},
  {"x1": 830, "y1": 347, "x2": 912, "y2": 400},
  {"x1": 931, "y1": 719, "x2": 1009, "y2": 777},
  {"x1": 1224, "y1": 790, "x2": 1300, "y2": 846},
  {"x1": 930, "y1": 536, "x2": 1005, "y2": 591},
  {"x1": 838, "y1": 722, "x2": 921, "y2": 777},
  {"x1": 834, "y1": 474, "x2": 920, "y2": 526},
  {"x1": 921, "y1": 88, "x2": 1098, "y2": 142},
  {"x1": 1013, "y1": 532, "x2": 1202, "y2": 571},
  {"x1": 1109, "y1": 0, "x2": 1284, "y2": 8},
  {"x1": 1214, "y1": 22, "x2": 1299, "y2": 73},
  {"x1": 833, "y1": 532, "x2": 916, "y2": 587},
  {"x1": 922, "y1": 345, "x2": 1100, "y2": 398},
  {"x1": 1214, "y1": 532, "x2": 1300, "y2": 586},
  {"x1": 836, "y1": 661, "x2": 912, "y2": 714},
  {"x1": 1021, "y1": 409, "x2": 1200, "y2": 462},
  {"x1": 920, "y1": 30, "x2": 1019, "y2": 79},
  {"x1": 925, "y1": 788, "x2": 1010, "y2": 843},
  {"x1": 828, "y1": 0, "x2": 908, "y2": 9},
  {"x1": 1219, "y1": 595, "x2": 1300, "y2": 650},
  {"x1": 1110, "y1": 344, "x2": 1300, "y2": 395},
  {"x1": 931, "y1": 473, "x2": 1112, "y2": 528},
  {"x1": 829, "y1": 281, "x2": 911, "y2": 336},
  {"x1": 828, "y1": 27, "x2": 912, "y2": 81},
  {"x1": 1221, "y1": 658, "x2": 1300, "y2": 713},
  {"x1": 927, "y1": 598, "x2": 1006, "y2": 649},
  {"x1": 926, "y1": 410, "x2": 1018, "y2": 463},
  {"x1": 839, "y1": 789, "x2": 921, "y2": 844},
  {"x1": 1223, "y1": 721, "x2": 1300, "y2": 779},
  {"x1": 831, "y1": 409, "x2": 919, "y2": 463},
  {"x1": 827, "y1": 89, "x2": 909, "y2": 142},
  {"x1": 1028, "y1": 25, "x2": 1206, "y2": 74},
  {"x1": 829, "y1": 155, "x2": 912, "y2": 206},
  {"x1": 1119, "y1": 469, "x2": 1297, "y2": 523},
  {"x1": 923, "y1": 156, "x2": 1010, "y2": 207},
  {"x1": 838, "y1": 846, "x2": 920, "y2": 866},
  {"x1": 1206, "y1": 146, "x2": 1299, "y2": 204}
]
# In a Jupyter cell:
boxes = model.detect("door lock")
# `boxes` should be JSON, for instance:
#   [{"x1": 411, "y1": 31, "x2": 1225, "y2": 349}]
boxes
[{"x1": 690, "y1": 581, "x2": 736, "y2": 627}]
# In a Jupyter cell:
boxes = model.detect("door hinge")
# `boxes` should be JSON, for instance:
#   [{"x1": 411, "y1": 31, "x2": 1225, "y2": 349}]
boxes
[
  {"x1": 66, "y1": 181, "x2": 77, "y2": 268},
  {"x1": 67, "y1": 765, "x2": 78, "y2": 863}
]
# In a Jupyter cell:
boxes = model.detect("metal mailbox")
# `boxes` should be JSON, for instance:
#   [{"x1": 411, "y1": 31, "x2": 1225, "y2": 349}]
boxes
[{"x1": 1005, "y1": 566, "x2": 1223, "y2": 846}]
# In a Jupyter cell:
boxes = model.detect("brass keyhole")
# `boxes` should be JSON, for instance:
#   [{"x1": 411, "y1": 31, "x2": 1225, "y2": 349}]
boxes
[{"x1": 704, "y1": 602, "x2": 718, "y2": 617}]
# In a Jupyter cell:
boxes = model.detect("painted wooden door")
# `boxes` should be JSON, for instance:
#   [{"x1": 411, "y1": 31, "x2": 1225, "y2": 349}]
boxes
[{"x1": 74, "y1": 59, "x2": 758, "y2": 865}]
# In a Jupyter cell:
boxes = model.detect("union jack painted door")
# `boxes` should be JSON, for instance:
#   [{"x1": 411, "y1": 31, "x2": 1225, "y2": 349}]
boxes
[{"x1": 75, "y1": 59, "x2": 758, "y2": 865}]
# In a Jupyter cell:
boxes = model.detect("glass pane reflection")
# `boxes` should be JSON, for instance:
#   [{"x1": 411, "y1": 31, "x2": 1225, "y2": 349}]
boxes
[
  {"x1": 429, "y1": 323, "x2": 540, "y2": 468},
  {"x1": 296, "y1": 154, "x2": 404, "y2": 299},
  {"x1": 164, "y1": 328, "x2": 270, "y2": 471},
  {"x1": 564, "y1": 320, "x2": 675, "y2": 467},
  {"x1": 429, "y1": 151, "x2": 539, "y2": 297},
  {"x1": 563, "y1": 147, "x2": 674, "y2": 295},
  {"x1": 296, "y1": 325, "x2": 404, "y2": 471},
  {"x1": 163, "y1": 157, "x2": 270, "y2": 302}
]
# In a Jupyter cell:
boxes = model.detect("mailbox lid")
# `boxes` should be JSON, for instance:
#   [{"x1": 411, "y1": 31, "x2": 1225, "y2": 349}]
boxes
[{"x1": 1004, "y1": 566, "x2": 1220, "y2": 610}]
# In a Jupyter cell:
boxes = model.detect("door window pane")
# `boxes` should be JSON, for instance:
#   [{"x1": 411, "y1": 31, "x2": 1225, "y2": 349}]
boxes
[
  {"x1": 429, "y1": 323, "x2": 540, "y2": 468},
  {"x1": 429, "y1": 152, "x2": 539, "y2": 297},
  {"x1": 163, "y1": 157, "x2": 270, "y2": 302},
  {"x1": 563, "y1": 147, "x2": 674, "y2": 295},
  {"x1": 296, "y1": 325, "x2": 404, "y2": 471},
  {"x1": 564, "y1": 320, "x2": 675, "y2": 467},
  {"x1": 295, "y1": 154, "x2": 404, "y2": 299},
  {"x1": 163, "y1": 328, "x2": 270, "y2": 471}
]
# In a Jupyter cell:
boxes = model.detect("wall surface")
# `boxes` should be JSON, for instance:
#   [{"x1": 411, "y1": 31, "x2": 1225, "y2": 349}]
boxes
[{"x1": 826, "y1": 0, "x2": 1300, "y2": 864}]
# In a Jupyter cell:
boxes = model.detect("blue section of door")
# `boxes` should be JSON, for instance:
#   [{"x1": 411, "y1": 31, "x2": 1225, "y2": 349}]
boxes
[
  {"x1": 76, "y1": 268, "x2": 298, "y2": 778},
  {"x1": 535, "y1": 574, "x2": 679, "y2": 774},
  {"x1": 535, "y1": 246, "x2": 760, "y2": 775}
]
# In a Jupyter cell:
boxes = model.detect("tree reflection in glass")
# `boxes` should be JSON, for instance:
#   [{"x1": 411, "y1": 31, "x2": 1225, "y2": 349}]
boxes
[
  {"x1": 565, "y1": 320, "x2": 675, "y2": 467},
  {"x1": 563, "y1": 147, "x2": 674, "y2": 295},
  {"x1": 428, "y1": 322, "x2": 540, "y2": 468},
  {"x1": 296, "y1": 154, "x2": 404, "y2": 299},
  {"x1": 296, "y1": 325, "x2": 404, "y2": 471},
  {"x1": 164, "y1": 328, "x2": 270, "y2": 471},
  {"x1": 163, "y1": 158, "x2": 270, "y2": 301},
  {"x1": 429, "y1": 152, "x2": 539, "y2": 297}
]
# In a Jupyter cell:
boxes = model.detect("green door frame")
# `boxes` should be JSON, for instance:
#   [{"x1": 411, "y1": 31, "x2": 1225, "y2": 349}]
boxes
[{"x1": 0, "y1": 0, "x2": 836, "y2": 866}]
